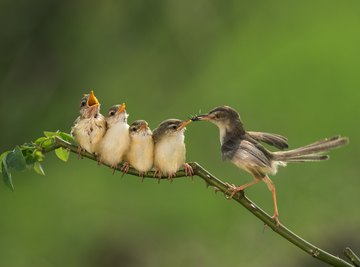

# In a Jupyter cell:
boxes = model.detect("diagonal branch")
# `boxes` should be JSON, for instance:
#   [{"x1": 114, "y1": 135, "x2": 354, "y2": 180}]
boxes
[
  {"x1": 345, "y1": 248, "x2": 360, "y2": 267},
  {"x1": 45, "y1": 137, "x2": 356, "y2": 267}
]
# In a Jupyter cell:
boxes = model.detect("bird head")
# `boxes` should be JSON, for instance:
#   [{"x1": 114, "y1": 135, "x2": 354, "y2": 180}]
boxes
[
  {"x1": 79, "y1": 90, "x2": 100, "y2": 118},
  {"x1": 129, "y1": 120, "x2": 152, "y2": 137},
  {"x1": 192, "y1": 105, "x2": 243, "y2": 129},
  {"x1": 152, "y1": 119, "x2": 192, "y2": 143},
  {"x1": 106, "y1": 103, "x2": 128, "y2": 126}
]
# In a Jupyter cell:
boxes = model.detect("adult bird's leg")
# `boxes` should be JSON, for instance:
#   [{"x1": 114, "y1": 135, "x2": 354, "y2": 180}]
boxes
[
  {"x1": 225, "y1": 177, "x2": 261, "y2": 199},
  {"x1": 262, "y1": 176, "x2": 280, "y2": 226}
]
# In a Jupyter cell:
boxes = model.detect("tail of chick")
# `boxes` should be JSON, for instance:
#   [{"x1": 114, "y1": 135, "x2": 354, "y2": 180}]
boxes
[{"x1": 272, "y1": 136, "x2": 349, "y2": 163}]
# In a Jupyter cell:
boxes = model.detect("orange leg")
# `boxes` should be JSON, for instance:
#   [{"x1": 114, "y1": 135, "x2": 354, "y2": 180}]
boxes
[
  {"x1": 262, "y1": 176, "x2": 280, "y2": 226},
  {"x1": 225, "y1": 178, "x2": 261, "y2": 199}
]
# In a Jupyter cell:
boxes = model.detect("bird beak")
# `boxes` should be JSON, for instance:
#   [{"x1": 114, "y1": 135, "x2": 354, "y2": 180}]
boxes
[
  {"x1": 116, "y1": 103, "x2": 126, "y2": 114},
  {"x1": 140, "y1": 121, "x2": 148, "y2": 131},
  {"x1": 87, "y1": 90, "x2": 99, "y2": 107},
  {"x1": 192, "y1": 114, "x2": 211, "y2": 121},
  {"x1": 177, "y1": 119, "x2": 192, "y2": 130}
]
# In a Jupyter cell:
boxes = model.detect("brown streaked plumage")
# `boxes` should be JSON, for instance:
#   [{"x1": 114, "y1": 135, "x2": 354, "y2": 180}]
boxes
[{"x1": 71, "y1": 90, "x2": 106, "y2": 155}]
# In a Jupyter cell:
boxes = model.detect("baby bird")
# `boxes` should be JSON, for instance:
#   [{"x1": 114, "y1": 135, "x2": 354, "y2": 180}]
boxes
[
  {"x1": 153, "y1": 119, "x2": 193, "y2": 182},
  {"x1": 96, "y1": 103, "x2": 130, "y2": 172},
  {"x1": 124, "y1": 120, "x2": 154, "y2": 178},
  {"x1": 71, "y1": 90, "x2": 106, "y2": 155}
]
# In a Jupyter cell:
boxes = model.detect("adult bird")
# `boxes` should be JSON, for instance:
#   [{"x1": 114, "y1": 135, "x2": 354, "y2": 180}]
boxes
[{"x1": 192, "y1": 105, "x2": 349, "y2": 225}]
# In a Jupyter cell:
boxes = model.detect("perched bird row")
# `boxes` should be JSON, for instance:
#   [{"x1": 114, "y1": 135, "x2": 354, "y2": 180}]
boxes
[
  {"x1": 71, "y1": 90, "x2": 349, "y2": 225},
  {"x1": 71, "y1": 90, "x2": 193, "y2": 181}
]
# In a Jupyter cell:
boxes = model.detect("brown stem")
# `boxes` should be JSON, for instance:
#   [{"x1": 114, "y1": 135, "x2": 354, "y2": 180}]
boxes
[{"x1": 45, "y1": 137, "x2": 356, "y2": 267}]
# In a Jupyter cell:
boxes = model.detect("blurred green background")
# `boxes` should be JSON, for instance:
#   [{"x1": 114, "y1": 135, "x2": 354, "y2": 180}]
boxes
[{"x1": 1, "y1": 1, "x2": 360, "y2": 266}]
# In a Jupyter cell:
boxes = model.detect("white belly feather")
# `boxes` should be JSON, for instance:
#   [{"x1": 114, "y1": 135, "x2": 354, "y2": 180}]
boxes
[
  {"x1": 154, "y1": 135, "x2": 185, "y2": 175},
  {"x1": 97, "y1": 123, "x2": 130, "y2": 166},
  {"x1": 127, "y1": 135, "x2": 154, "y2": 173}
]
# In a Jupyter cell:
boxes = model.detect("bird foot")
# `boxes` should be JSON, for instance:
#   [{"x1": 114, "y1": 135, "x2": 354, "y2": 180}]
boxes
[
  {"x1": 139, "y1": 171, "x2": 146, "y2": 182},
  {"x1": 154, "y1": 169, "x2": 162, "y2": 183},
  {"x1": 224, "y1": 183, "x2": 244, "y2": 199},
  {"x1": 184, "y1": 163, "x2": 194, "y2": 180},
  {"x1": 77, "y1": 146, "x2": 84, "y2": 159},
  {"x1": 272, "y1": 214, "x2": 280, "y2": 226},
  {"x1": 110, "y1": 164, "x2": 118, "y2": 174},
  {"x1": 121, "y1": 162, "x2": 130, "y2": 177},
  {"x1": 168, "y1": 173, "x2": 176, "y2": 183}
]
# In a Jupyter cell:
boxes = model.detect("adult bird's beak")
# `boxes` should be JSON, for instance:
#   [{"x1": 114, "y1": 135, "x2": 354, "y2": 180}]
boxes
[
  {"x1": 191, "y1": 114, "x2": 211, "y2": 121},
  {"x1": 87, "y1": 90, "x2": 99, "y2": 107},
  {"x1": 177, "y1": 119, "x2": 192, "y2": 130},
  {"x1": 116, "y1": 103, "x2": 126, "y2": 114}
]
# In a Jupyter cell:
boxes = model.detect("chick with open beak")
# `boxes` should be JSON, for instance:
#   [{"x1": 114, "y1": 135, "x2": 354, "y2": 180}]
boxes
[
  {"x1": 71, "y1": 90, "x2": 106, "y2": 155},
  {"x1": 152, "y1": 119, "x2": 193, "y2": 182},
  {"x1": 96, "y1": 103, "x2": 130, "y2": 172},
  {"x1": 123, "y1": 120, "x2": 154, "y2": 178}
]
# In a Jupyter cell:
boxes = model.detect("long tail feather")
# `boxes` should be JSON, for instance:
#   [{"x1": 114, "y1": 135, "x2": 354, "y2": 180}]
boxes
[{"x1": 273, "y1": 136, "x2": 348, "y2": 162}]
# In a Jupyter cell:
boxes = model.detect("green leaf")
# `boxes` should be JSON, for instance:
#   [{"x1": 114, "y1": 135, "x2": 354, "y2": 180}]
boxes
[
  {"x1": 2, "y1": 157, "x2": 14, "y2": 191},
  {"x1": 55, "y1": 147, "x2": 70, "y2": 162},
  {"x1": 0, "y1": 151, "x2": 10, "y2": 174},
  {"x1": 6, "y1": 146, "x2": 27, "y2": 171},
  {"x1": 58, "y1": 132, "x2": 74, "y2": 143},
  {"x1": 33, "y1": 162, "x2": 45, "y2": 176},
  {"x1": 34, "y1": 150, "x2": 44, "y2": 161},
  {"x1": 34, "y1": 137, "x2": 48, "y2": 145},
  {"x1": 41, "y1": 138, "x2": 54, "y2": 149},
  {"x1": 43, "y1": 131, "x2": 59, "y2": 138}
]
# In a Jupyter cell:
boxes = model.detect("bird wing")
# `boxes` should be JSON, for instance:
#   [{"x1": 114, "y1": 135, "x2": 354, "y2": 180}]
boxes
[
  {"x1": 247, "y1": 131, "x2": 288, "y2": 150},
  {"x1": 233, "y1": 140, "x2": 272, "y2": 169}
]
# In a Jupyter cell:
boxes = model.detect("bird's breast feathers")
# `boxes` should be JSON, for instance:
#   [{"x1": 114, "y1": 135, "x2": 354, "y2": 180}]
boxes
[
  {"x1": 127, "y1": 135, "x2": 154, "y2": 172},
  {"x1": 154, "y1": 136, "x2": 186, "y2": 174},
  {"x1": 72, "y1": 116, "x2": 106, "y2": 153},
  {"x1": 98, "y1": 123, "x2": 130, "y2": 165}
]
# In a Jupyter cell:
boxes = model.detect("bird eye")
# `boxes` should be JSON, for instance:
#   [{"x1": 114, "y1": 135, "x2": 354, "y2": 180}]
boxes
[
  {"x1": 109, "y1": 111, "x2": 116, "y2": 116},
  {"x1": 130, "y1": 126, "x2": 136, "y2": 132},
  {"x1": 171, "y1": 125, "x2": 177, "y2": 130},
  {"x1": 214, "y1": 112, "x2": 220, "y2": 119},
  {"x1": 80, "y1": 100, "x2": 86, "y2": 107}
]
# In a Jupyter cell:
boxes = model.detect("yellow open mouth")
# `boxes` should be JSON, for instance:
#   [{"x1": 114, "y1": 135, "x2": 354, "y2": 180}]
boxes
[{"x1": 87, "y1": 90, "x2": 99, "y2": 107}]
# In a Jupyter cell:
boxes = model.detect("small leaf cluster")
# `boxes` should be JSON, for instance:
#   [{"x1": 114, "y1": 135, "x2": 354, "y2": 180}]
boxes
[{"x1": 0, "y1": 131, "x2": 74, "y2": 191}]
